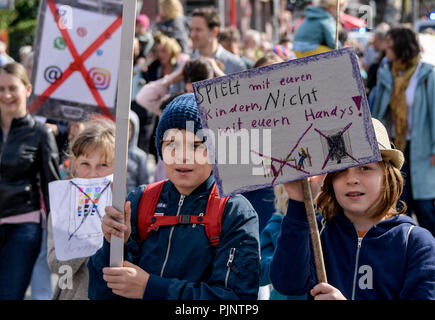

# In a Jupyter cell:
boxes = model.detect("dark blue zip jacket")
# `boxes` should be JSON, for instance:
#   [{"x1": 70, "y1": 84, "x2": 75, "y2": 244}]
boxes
[
  {"x1": 270, "y1": 199, "x2": 435, "y2": 300},
  {"x1": 88, "y1": 175, "x2": 260, "y2": 300}
]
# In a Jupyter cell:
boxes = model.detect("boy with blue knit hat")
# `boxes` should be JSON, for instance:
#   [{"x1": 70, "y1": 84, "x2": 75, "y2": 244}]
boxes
[{"x1": 88, "y1": 93, "x2": 260, "y2": 300}]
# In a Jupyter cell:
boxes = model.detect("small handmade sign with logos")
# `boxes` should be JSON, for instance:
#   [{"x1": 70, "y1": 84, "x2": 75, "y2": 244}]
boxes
[
  {"x1": 192, "y1": 47, "x2": 381, "y2": 197},
  {"x1": 49, "y1": 175, "x2": 113, "y2": 261},
  {"x1": 28, "y1": 0, "x2": 123, "y2": 121}
]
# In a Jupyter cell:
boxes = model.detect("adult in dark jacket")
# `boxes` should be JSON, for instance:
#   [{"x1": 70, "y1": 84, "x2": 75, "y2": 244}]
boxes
[
  {"x1": 88, "y1": 93, "x2": 260, "y2": 300},
  {"x1": 0, "y1": 62, "x2": 60, "y2": 300},
  {"x1": 155, "y1": 0, "x2": 190, "y2": 53}
]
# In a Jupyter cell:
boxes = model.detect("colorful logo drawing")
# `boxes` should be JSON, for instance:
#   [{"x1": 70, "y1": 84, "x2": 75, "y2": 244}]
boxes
[
  {"x1": 76, "y1": 26, "x2": 87, "y2": 37},
  {"x1": 77, "y1": 186, "x2": 101, "y2": 217},
  {"x1": 54, "y1": 36, "x2": 66, "y2": 50},
  {"x1": 69, "y1": 180, "x2": 110, "y2": 240},
  {"x1": 87, "y1": 67, "x2": 111, "y2": 90},
  {"x1": 44, "y1": 66, "x2": 63, "y2": 84},
  {"x1": 287, "y1": 147, "x2": 312, "y2": 170}
]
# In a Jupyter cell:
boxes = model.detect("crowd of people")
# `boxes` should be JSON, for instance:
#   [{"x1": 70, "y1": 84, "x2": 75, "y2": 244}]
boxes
[{"x1": 0, "y1": 0, "x2": 434, "y2": 301}]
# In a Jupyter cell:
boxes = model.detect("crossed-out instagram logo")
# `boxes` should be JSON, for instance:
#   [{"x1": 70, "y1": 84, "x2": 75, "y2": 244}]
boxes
[
  {"x1": 161, "y1": 121, "x2": 272, "y2": 176},
  {"x1": 87, "y1": 67, "x2": 111, "y2": 90}
]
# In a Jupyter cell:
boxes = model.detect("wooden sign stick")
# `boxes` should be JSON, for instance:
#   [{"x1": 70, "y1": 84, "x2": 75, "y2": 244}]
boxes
[
  {"x1": 336, "y1": 0, "x2": 340, "y2": 50},
  {"x1": 110, "y1": 0, "x2": 137, "y2": 267},
  {"x1": 300, "y1": 0, "x2": 342, "y2": 285},
  {"x1": 302, "y1": 178, "x2": 327, "y2": 283}
]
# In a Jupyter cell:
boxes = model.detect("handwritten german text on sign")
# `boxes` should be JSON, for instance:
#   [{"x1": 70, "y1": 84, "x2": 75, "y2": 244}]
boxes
[{"x1": 192, "y1": 48, "x2": 381, "y2": 197}]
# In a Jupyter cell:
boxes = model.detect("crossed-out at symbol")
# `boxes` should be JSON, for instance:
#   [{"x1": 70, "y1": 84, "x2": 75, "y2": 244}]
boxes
[
  {"x1": 251, "y1": 123, "x2": 313, "y2": 184},
  {"x1": 314, "y1": 122, "x2": 360, "y2": 170},
  {"x1": 44, "y1": 66, "x2": 63, "y2": 84}
]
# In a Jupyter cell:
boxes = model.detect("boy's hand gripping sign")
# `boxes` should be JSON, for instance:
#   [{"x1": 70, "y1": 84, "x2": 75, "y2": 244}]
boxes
[{"x1": 193, "y1": 48, "x2": 381, "y2": 197}]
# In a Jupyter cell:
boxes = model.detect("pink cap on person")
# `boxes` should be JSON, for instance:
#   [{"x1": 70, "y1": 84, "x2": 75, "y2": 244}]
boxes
[{"x1": 136, "y1": 14, "x2": 150, "y2": 30}]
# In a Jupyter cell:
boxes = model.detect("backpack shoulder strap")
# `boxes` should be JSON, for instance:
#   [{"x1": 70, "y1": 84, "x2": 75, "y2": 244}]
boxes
[
  {"x1": 138, "y1": 181, "x2": 229, "y2": 251},
  {"x1": 204, "y1": 183, "x2": 230, "y2": 249},
  {"x1": 137, "y1": 179, "x2": 168, "y2": 241}
]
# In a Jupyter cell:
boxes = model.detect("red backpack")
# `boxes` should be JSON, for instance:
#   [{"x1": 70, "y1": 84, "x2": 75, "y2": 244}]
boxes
[{"x1": 137, "y1": 179, "x2": 230, "y2": 251}]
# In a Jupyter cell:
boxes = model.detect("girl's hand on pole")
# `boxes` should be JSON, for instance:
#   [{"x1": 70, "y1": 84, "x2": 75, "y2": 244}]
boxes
[
  {"x1": 309, "y1": 174, "x2": 326, "y2": 200},
  {"x1": 283, "y1": 180, "x2": 304, "y2": 202}
]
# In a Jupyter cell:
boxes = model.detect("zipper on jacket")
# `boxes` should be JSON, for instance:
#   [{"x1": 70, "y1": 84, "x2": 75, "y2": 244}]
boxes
[
  {"x1": 160, "y1": 194, "x2": 185, "y2": 277},
  {"x1": 225, "y1": 248, "x2": 240, "y2": 287},
  {"x1": 351, "y1": 231, "x2": 364, "y2": 300}
]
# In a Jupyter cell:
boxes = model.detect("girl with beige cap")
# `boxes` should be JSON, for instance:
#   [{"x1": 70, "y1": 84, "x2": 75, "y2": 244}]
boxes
[{"x1": 269, "y1": 118, "x2": 435, "y2": 300}]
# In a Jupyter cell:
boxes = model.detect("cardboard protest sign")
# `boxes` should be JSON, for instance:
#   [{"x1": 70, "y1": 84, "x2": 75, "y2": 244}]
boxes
[
  {"x1": 49, "y1": 175, "x2": 112, "y2": 261},
  {"x1": 28, "y1": 0, "x2": 123, "y2": 122},
  {"x1": 193, "y1": 47, "x2": 381, "y2": 197}
]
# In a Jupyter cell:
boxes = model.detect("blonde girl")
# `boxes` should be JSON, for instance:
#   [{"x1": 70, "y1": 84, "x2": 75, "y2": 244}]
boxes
[{"x1": 47, "y1": 118, "x2": 115, "y2": 300}]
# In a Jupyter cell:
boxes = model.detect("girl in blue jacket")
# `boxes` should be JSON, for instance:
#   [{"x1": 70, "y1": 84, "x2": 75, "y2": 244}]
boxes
[
  {"x1": 293, "y1": 0, "x2": 346, "y2": 58},
  {"x1": 87, "y1": 93, "x2": 260, "y2": 300},
  {"x1": 270, "y1": 118, "x2": 435, "y2": 300}
]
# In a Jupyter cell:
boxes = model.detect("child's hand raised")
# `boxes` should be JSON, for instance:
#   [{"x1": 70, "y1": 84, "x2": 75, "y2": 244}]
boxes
[
  {"x1": 283, "y1": 175, "x2": 325, "y2": 202},
  {"x1": 102, "y1": 201, "x2": 132, "y2": 243}
]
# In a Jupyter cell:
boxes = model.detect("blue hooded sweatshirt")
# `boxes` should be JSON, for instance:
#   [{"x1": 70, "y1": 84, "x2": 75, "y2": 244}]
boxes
[
  {"x1": 270, "y1": 199, "x2": 435, "y2": 300},
  {"x1": 293, "y1": 6, "x2": 339, "y2": 53},
  {"x1": 88, "y1": 175, "x2": 260, "y2": 300}
]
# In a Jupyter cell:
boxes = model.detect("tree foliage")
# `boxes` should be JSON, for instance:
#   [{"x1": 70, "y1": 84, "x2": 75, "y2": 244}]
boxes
[{"x1": 0, "y1": 0, "x2": 40, "y2": 60}]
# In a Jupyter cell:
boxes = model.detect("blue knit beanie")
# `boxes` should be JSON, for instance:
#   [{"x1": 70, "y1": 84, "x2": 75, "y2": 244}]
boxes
[{"x1": 155, "y1": 93, "x2": 203, "y2": 159}]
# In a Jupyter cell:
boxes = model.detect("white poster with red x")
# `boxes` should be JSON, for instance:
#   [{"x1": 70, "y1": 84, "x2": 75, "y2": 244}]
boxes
[{"x1": 29, "y1": 0, "x2": 123, "y2": 121}]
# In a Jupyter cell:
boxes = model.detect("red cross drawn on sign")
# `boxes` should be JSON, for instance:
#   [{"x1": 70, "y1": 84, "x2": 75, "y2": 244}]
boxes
[
  {"x1": 28, "y1": 0, "x2": 122, "y2": 120},
  {"x1": 250, "y1": 123, "x2": 313, "y2": 184}
]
